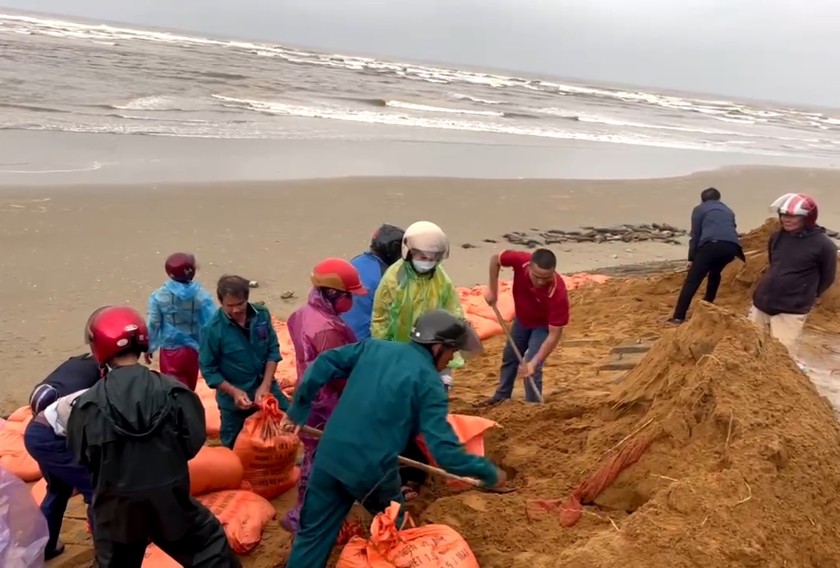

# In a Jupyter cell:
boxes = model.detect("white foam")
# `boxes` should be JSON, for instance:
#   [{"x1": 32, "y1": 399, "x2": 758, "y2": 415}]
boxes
[{"x1": 385, "y1": 100, "x2": 504, "y2": 117}]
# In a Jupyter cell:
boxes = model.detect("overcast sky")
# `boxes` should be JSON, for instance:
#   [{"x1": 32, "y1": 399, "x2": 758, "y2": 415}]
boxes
[{"x1": 2, "y1": 0, "x2": 837, "y2": 107}]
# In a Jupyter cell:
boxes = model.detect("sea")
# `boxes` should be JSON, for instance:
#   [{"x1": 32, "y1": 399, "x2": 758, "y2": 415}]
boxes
[{"x1": 2, "y1": 10, "x2": 840, "y2": 184}]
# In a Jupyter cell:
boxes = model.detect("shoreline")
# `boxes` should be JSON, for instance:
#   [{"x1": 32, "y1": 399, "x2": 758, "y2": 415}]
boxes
[
  {"x1": 2, "y1": 130, "x2": 838, "y2": 187},
  {"x1": 3, "y1": 167, "x2": 840, "y2": 412}
]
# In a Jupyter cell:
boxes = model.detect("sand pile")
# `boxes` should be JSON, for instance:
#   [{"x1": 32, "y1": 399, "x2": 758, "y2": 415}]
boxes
[
  {"x1": 435, "y1": 302, "x2": 840, "y2": 567},
  {"x1": 564, "y1": 217, "x2": 840, "y2": 344}
]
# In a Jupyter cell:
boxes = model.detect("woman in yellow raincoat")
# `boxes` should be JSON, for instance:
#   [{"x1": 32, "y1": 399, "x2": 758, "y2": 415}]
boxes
[{"x1": 370, "y1": 220, "x2": 464, "y2": 500}]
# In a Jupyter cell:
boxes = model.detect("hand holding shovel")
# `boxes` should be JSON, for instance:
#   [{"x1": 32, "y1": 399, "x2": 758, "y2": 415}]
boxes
[{"x1": 486, "y1": 298, "x2": 545, "y2": 404}]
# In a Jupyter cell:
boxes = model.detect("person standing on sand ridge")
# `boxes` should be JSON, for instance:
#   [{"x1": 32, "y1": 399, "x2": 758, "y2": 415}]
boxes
[
  {"x1": 478, "y1": 248, "x2": 569, "y2": 406},
  {"x1": 146, "y1": 252, "x2": 216, "y2": 390},
  {"x1": 668, "y1": 187, "x2": 745, "y2": 325},
  {"x1": 749, "y1": 192, "x2": 837, "y2": 359}
]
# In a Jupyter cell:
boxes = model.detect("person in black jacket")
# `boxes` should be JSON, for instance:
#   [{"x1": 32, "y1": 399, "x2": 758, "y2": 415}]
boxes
[
  {"x1": 749, "y1": 193, "x2": 837, "y2": 358},
  {"x1": 66, "y1": 305, "x2": 239, "y2": 568},
  {"x1": 669, "y1": 187, "x2": 745, "y2": 324}
]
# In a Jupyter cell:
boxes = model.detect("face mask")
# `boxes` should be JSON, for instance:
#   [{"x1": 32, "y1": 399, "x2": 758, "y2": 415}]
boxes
[
  {"x1": 412, "y1": 259, "x2": 437, "y2": 274},
  {"x1": 333, "y1": 294, "x2": 353, "y2": 314}
]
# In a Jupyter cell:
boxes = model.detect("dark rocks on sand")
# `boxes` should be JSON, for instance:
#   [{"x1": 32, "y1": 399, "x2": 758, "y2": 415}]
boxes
[{"x1": 502, "y1": 223, "x2": 688, "y2": 248}]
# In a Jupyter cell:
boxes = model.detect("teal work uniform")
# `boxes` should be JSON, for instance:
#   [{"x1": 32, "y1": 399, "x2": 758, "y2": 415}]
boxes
[
  {"x1": 198, "y1": 303, "x2": 287, "y2": 448},
  {"x1": 285, "y1": 338, "x2": 499, "y2": 568}
]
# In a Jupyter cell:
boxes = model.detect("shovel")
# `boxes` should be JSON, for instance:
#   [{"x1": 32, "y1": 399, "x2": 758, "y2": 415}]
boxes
[
  {"x1": 298, "y1": 425, "x2": 515, "y2": 494},
  {"x1": 488, "y1": 303, "x2": 545, "y2": 404}
]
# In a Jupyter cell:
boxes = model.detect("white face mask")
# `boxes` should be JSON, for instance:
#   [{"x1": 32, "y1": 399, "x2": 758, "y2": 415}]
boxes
[{"x1": 412, "y1": 259, "x2": 437, "y2": 274}]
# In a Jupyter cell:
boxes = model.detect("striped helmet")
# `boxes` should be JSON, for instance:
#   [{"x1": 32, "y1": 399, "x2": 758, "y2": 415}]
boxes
[{"x1": 771, "y1": 193, "x2": 818, "y2": 228}]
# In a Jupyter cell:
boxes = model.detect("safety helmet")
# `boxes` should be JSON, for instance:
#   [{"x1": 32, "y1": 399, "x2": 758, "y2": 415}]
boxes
[
  {"x1": 86, "y1": 306, "x2": 149, "y2": 365},
  {"x1": 410, "y1": 309, "x2": 483, "y2": 359},
  {"x1": 310, "y1": 258, "x2": 367, "y2": 295},
  {"x1": 370, "y1": 224, "x2": 405, "y2": 266},
  {"x1": 165, "y1": 252, "x2": 197, "y2": 283},
  {"x1": 83, "y1": 306, "x2": 109, "y2": 345},
  {"x1": 401, "y1": 221, "x2": 450, "y2": 261},
  {"x1": 771, "y1": 193, "x2": 818, "y2": 229}
]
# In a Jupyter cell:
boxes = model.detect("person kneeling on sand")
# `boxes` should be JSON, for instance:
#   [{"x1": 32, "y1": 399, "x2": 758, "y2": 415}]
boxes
[
  {"x1": 146, "y1": 252, "x2": 217, "y2": 390},
  {"x1": 282, "y1": 258, "x2": 366, "y2": 535},
  {"x1": 668, "y1": 187, "x2": 745, "y2": 325},
  {"x1": 749, "y1": 193, "x2": 837, "y2": 360},
  {"x1": 478, "y1": 248, "x2": 569, "y2": 406},
  {"x1": 199, "y1": 274, "x2": 287, "y2": 448},
  {"x1": 23, "y1": 308, "x2": 107, "y2": 560},
  {"x1": 341, "y1": 223, "x2": 405, "y2": 341},
  {"x1": 279, "y1": 310, "x2": 505, "y2": 568},
  {"x1": 67, "y1": 306, "x2": 239, "y2": 567}
]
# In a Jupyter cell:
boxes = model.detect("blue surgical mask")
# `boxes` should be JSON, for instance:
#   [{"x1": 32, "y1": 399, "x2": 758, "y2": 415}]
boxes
[{"x1": 412, "y1": 259, "x2": 437, "y2": 274}]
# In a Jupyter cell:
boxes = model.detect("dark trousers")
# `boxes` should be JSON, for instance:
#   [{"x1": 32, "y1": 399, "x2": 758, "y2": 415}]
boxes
[
  {"x1": 400, "y1": 437, "x2": 430, "y2": 487},
  {"x1": 673, "y1": 241, "x2": 741, "y2": 320},
  {"x1": 23, "y1": 420, "x2": 95, "y2": 552}
]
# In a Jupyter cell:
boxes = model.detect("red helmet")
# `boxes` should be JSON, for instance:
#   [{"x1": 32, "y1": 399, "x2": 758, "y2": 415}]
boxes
[
  {"x1": 771, "y1": 193, "x2": 818, "y2": 229},
  {"x1": 165, "y1": 253, "x2": 196, "y2": 283},
  {"x1": 310, "y1": 258, "x2": 367, "y2": 295},
  {"x1": 86, "y1": 306, "x2": 149, "y2": 365}
]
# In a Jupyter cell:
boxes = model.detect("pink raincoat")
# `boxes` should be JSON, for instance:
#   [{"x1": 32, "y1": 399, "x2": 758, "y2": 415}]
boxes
[{"x1": 283, "y1": 289, "x2": 356, "y2": 533}]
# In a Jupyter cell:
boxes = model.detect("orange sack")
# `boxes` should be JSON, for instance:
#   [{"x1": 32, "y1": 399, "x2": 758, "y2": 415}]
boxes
[
  {"x1": 232, "y1": 395, "x2": 300, "y2": 499},
  {"x1": 338, "y1": 502, "x2": 479, "y2": 568},
  {"x1": 7, "y1": 406, "x2": 33, "y2": 423},
  {"x1": 194, "y1": 378, "x2": 221, "y2": 438},
  {"x1": 189, "y1": 446, "x2": 243, "y2": 496},
  {"x1": 0, "y1": 419, "x2": 41, "y2": 482},
  {"x1": 200, "y1": 489, "x2": 276, "y2": 555},
  {"x1": 416, "y1": 414, "x2": 498, "y2": 488}
]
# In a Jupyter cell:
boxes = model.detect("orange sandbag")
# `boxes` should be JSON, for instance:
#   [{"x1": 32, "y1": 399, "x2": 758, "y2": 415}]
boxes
[
  {"x1": 199, "y1": 489, "x2": 277, "y2": 555},
  {"x1": 338, "y1": 502, "x2": 479, "y2": 568},
  {"x1": 195, "y1": 378, "x2": 221, "y2": 438},
  {"x1": 464, "y1": 314, "x2": 503, "y2": 340},
  {"x1": 189, "y1": 446, "x2": 243, "y2": 496},
  {"x1": 416, "y1": 414, "x2": 498, "y2": 488},
  {"x1": 457, "y1": 280, "x2": 516, "y2": 323},
  {"x1": 232, "y1": 395, "x2": 300, "y2": 499},
  {"x1": 271, "y1": 318, "x2": 298, "y2": 392},
  {"x1": 0, "y1": 419, "x2": 41, "y2": 482},
  {"x1": 7, "y1": 406, "x2": 32, "y2": 423},
  {"x1": 30, "y1": 477, "x2": 47, "y2": 505}
]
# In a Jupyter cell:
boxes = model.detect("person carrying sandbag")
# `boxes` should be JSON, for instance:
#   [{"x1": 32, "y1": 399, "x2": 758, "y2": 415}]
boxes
[
  {"x1": 341, "y1": 223, "x2": 405, "y2": 341},
  {"x1": 199, "y1": 275, "x2": 288, "y2": 448},
  {"x1": 145, "y1": 252, "x2": 217, "y2": 390},
  {"x1": 66, "y1": 306, "x2": 239, "y2": 567},
  {"x1": 281, "y1": 258, "x2": 366, "y2": 534},
  {"x1": 279, "y1": 309, "x2": 506, "y2": 568}
]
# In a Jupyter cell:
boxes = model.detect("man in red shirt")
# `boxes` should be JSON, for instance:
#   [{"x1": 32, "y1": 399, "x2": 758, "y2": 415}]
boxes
[{"x1": 479, "y1": 248, "x2": 569, "y2": 405}]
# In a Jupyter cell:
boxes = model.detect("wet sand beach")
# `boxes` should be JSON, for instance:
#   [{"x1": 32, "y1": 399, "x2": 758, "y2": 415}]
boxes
[{"x1": 3, "y1": 165, "x2": 840, "y2": 412}]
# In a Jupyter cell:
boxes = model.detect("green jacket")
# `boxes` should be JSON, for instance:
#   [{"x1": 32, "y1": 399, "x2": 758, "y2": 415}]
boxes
[
  {"x1": 287, "y1": 338, "x2": 498, "y2": 489},
  {"x1": 198, "y1": 303, "x2": 287, "y2": 411}
]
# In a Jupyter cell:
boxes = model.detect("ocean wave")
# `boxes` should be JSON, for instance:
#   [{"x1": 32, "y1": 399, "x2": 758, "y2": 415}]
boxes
[
  {"x1": 449, "y1": 93, "x2": 503, "y2": 105},
  {"x1": 384, "y1": 100, "x2": 504, "y2": 117},
  {"x1": 111, "y1": 96, "x2": 200, "y2": 112},
  {"x1": 209, "y1": 94, "x2": 791, "y2": 155}
]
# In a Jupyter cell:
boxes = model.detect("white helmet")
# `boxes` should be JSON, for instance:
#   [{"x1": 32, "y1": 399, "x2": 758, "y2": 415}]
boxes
[{"x1": 401, "y1": 221, "x2": 450, "y2": 261}]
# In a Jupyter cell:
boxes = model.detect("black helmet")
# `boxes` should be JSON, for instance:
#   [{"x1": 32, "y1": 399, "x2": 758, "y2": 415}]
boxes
[
  {"x1": 410, "y1": 309, "x2": 483, "y2": 359},
  {"x1": 370, "y1": 224, "x2": 405, "y2": 266}
]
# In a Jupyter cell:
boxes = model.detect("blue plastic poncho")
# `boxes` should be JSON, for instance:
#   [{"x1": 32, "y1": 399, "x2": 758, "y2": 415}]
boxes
[{"x1": 147, "y1": 280, "x2": 217, "y2": 353}]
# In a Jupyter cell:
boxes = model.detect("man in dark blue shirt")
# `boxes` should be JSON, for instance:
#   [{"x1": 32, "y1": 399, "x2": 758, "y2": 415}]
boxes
[{"x1": 669, "y1": 188, "x2": 745, "y2": 324}]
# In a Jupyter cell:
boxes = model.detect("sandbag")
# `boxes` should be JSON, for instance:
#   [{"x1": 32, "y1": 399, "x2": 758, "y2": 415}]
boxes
[
  {"x1": 232, "y1": 395, "x2": 300, "y2": 499},
  {"x1": 0, "y1": 465, "x2": 49, "y2": 567},
  {"x1": 416, "y1": 414, "x2": 498, "y2": 488},
  {"x1": 338, "y1": 502, "x2": 478, "y2": 568},
  {"x1": 0, "y1": 420, "x2": 41, "y2": 482},
  {"x1": 30, "y1": 478, "x2": 47, "y2": 505},
  {"x1": 189, "y1": 446, "x2": 243, "y2": 496},
  {"x1": 199, "y1": 489, "x2": 276, "y2": 555},
  {"x1": 6, "y1": 406, "x2": 32, "y2": 423},
  {"x1": 194, "y1": 378, "x2": 221, "y2": 438},
  {"x1": 271, "y1": 318, "x2": 297, "y2": 392}
]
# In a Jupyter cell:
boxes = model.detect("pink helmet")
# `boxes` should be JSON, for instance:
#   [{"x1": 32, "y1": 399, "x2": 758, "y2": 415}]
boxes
[{"x1": 771, "y1": 193, "x2": 818, "y2": 229}]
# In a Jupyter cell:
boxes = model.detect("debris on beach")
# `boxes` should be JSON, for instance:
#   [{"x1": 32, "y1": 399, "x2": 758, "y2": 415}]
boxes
[
  {"x1": 248, "y1": 280, "x2": 259, "y2": 288},
  {"x1": 280, "y1": 291, "x2": 296, "y2": 300},
  {"x1": 502, "y1": 224, "x2": 688, "y2": 248}
]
